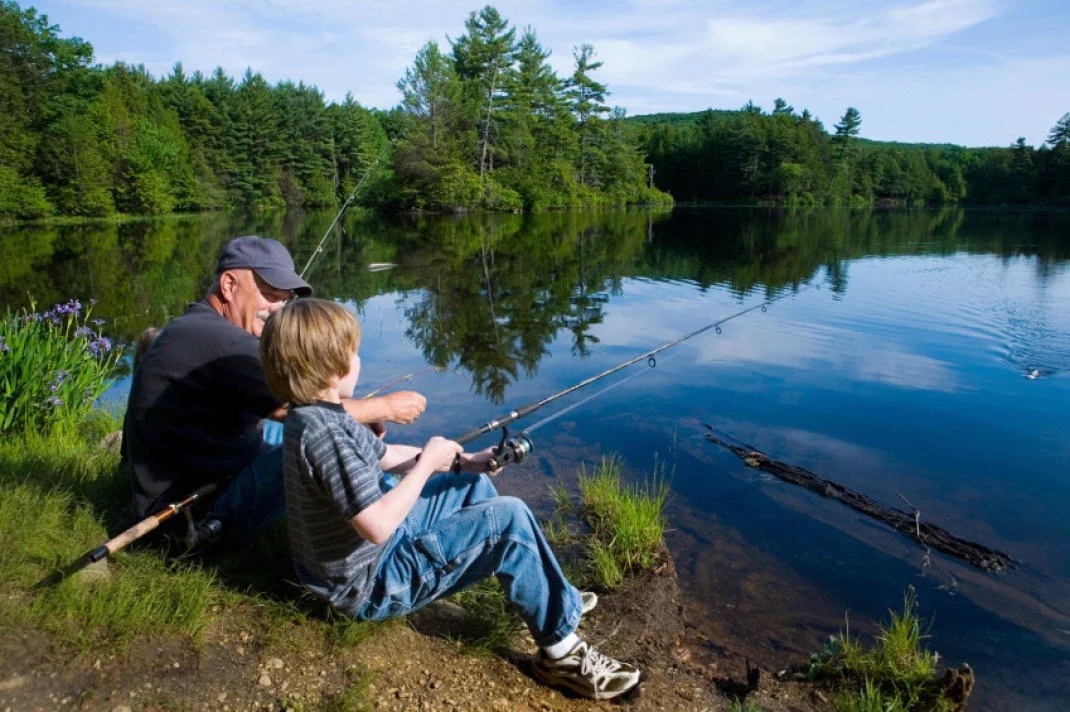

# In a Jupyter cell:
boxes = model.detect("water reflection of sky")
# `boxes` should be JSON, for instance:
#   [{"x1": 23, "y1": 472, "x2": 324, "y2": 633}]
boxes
[{"x1": 529, "y1": 252, "x2": 1070, "y2": 710}]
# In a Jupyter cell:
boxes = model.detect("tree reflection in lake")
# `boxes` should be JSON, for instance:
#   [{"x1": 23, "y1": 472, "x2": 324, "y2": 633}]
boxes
[{"x1": 2, "y1": 207, "x2": 1068, "y2": 395}]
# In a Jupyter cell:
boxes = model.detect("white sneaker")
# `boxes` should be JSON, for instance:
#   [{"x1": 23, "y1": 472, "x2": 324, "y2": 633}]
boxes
[
  {"x1": 532, "y1": 640, "x2": 641, "y2": 700},
  {"x1": 580, "y1": 591, "x2": 598, "y2": 615}
]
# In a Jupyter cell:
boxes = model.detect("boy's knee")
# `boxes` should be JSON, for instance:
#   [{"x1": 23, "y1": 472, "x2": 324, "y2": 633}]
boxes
[
  {"x1": 493, "y1": 495, "x2": 535, "y2": 524},
  {"x1": 468, "y1": 472, "x2": 500, "y2": 501}
]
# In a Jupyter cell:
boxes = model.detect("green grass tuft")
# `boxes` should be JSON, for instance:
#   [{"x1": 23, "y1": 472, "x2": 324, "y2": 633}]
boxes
[
  {"x1": 329, "y1": 610, "x2": 383, "y2": 649},
  {"x1": 0, "y1": 429, "x2": 220, "y2": 651},
  {"x1": 809, "y1": 588, "x2": 960, "y2": 712},
  {"x1": 577, "y1": 455, "x2": 668, "y2": 589},
  {"x1": 29, "y1": 553, "x2": 217, "y2": 649}
]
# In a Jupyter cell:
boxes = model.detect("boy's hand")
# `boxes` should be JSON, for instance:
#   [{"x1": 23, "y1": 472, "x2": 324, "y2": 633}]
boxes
[
  {"x1": 459, "y1": 447, "x2": 505, "y2": 476},
  {"x1": 421, "y1": 436, "x2": 462, "y2": 472}
]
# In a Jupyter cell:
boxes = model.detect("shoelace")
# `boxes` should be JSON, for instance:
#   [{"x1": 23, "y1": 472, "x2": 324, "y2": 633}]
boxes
[{"x1": 579, "y1": 644, "x2": 620, "y2": 680}]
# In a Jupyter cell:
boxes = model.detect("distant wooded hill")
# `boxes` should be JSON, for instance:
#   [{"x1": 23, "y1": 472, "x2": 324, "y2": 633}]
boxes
[{"x1": 626, "y1": 107, "x2": 1069, "y2": 206}]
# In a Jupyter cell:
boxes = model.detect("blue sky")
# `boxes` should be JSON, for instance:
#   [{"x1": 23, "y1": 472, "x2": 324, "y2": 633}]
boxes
[{"x1": 27, "y1": 0, "x2": 1070, "y2": 147}]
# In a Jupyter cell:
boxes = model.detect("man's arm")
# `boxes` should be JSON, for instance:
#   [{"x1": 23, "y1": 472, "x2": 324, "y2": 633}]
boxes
[
  {"x1": 341, "y1": 390, "x2": 426, "y2": 425},
  {"x1": 265, "y1": 405, "x2": 288, "y2": 422}
]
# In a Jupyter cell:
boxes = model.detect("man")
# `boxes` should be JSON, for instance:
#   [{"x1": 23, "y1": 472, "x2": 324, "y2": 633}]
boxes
[{"x1": 121, "y1": 235, "x2": 425, "y2": 548}]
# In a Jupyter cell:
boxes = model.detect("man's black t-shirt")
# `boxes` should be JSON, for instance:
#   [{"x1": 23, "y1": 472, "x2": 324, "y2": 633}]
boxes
[{"x1": 122, "y1": 301, "x2": 281, "y2": 518}]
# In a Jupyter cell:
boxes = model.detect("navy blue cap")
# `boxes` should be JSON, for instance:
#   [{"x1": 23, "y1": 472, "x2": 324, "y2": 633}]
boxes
[{"x1": 215, "y1": 236, "x2": 312, "y2": 297}]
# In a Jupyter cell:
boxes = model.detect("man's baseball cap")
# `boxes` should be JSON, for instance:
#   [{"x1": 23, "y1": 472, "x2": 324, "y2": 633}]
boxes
[{"x1": 215, "y1": 236, "x2": 312, "y2": 297}]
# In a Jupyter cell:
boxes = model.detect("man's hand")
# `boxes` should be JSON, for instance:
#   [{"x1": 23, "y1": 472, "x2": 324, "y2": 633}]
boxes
[
  {"x1": 379, "y1": 390, "x2": 426, "y2": 424},
  {"x1": 342, "y1": 390, "x2": 426, "y2": 428}
]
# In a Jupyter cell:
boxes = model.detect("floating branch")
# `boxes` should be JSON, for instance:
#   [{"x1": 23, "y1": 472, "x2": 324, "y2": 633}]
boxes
[{"x1": 704, "y1": 427, "x2": 1015, "y2": 573}]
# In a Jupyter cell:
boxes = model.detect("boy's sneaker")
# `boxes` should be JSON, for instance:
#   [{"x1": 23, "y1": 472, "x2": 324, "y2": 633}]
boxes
[
  {"x1": 532, "y1": 640, "x2": 641, "y2": 700},
  {"x1": 580, "y1": 591, "x2": 598, "y2": 615}
]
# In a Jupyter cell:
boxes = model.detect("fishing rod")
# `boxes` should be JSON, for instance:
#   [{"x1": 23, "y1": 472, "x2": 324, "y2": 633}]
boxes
[
  {"x1": 34, "y1": 483, "x2": 218, "y2": 588},
  {"x1": 362, "y1": 366, "x2": 457, "y2": 399},
  {"x1": 455, "y1": 284, "x2": 814, "y2": 469},
  {"x1": 299, "y1": 143, "x2": 390, "y2": 281}
]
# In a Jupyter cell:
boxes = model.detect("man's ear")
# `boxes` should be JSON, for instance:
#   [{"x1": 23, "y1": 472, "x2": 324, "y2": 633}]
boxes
[{"x1": 217, "y1": 270, "x2": 241, "y2": 301}]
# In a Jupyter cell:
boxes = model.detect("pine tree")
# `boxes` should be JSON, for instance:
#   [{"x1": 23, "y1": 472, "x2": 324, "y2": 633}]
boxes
[
  {"x1": 1047, "y1": 113, "x2": 1070, "y2": 147},
  {"x1": 834, "y1": 107, "x2": 862, "y2": 141},
  {"x1": 230, "y1": 70, "x2": 283, "y2": 207},
  {"x1": 397, "y1": 41, "x2": 461, "y2": 153},
  {"x1": 566, "y1": 44, "x2": 610, "y2": 188},
  {"x1": 451, "y1": 5, "x2": 516, "y2": 180}
]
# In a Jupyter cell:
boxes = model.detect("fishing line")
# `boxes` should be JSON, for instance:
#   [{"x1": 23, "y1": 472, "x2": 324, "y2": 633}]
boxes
[
  {"x1": 361, "y1": 366, "x2": 460, "y2": 399},
  {"x1": 524, "y1": 349, "x2": 682, "y2": 434},
  {"x1": 299, "y1": 144, "x2": 390, "y2": 281},
  {"x1": 454, "y1": 283, "x2": 815, "y2": 465}
]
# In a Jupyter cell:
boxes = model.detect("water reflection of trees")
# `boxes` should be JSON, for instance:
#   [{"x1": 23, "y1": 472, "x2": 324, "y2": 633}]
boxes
[
  {"x1": 2, "y1": 206, "x2": 1067, "y2": 378},
  {"x1": 638, "y1": 207, "x2": 1070, "y2": 297},
  {"x1": 393, "y1": 212, "x2": 651, "y2": 402},
  {"x1": 0, "y1": 212, "x2": 308, "y2": 344}
]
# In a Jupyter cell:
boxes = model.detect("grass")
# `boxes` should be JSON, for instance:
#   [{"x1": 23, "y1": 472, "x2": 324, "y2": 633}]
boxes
[
  {"x1": 544, "y1": 455, "x2": 670, "y2": 590},
  {"x1": 730, "y1": 700, "x2": 766, "y2": 712},
  {"x1": 807, "y1": 588, "x2": 960, "y2": 712},
  {"x1": 293, "y1": 667, "x2": 374, "y2": 712},
  {"x1": 575, "y1": 455, "x2": 669, "y2": 590},
  {"x1": 0, "y1": 423, "x2": 223, "y2": 650},
  {"x1": 446, "y1": 577, "x2": 524, "y2": 653},
  {"x1": 0, "y1": 417, "x2": 323, "y2": 652}
]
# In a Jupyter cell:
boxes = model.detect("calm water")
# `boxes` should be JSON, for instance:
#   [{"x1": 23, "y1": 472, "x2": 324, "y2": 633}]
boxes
[{"x1": 3, "y1": 207, "x2": 1069, "y2": 710}]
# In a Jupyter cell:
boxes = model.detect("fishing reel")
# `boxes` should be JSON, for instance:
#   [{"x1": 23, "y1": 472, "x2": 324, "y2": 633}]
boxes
[{"x1": 488, "y1": 427, "x2": 534, "y2": 470}]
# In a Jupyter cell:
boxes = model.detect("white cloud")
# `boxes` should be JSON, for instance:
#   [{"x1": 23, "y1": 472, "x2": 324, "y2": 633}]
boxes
[{"x1": 35, "y1": 0, "x2": 1067, "y2": 144}]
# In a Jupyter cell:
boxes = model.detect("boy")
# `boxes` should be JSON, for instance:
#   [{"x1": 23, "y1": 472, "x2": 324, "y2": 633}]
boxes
[{"x1": 260, "y1": 298, "x2": 642, "y2": 701}]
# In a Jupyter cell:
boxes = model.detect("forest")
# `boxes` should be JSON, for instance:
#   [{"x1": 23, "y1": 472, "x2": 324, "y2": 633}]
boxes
[
  {"x1": 633, "y1": 105, "x2": 1070, "y2": 206},
  {"x1": 1, "y1": 1, "x2": 1067, "y2": 221}
]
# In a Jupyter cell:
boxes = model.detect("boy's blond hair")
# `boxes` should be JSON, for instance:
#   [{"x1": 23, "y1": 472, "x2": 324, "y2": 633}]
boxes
[{"x1": 260, "y1": 298, "x2": 361, "y2": 406}]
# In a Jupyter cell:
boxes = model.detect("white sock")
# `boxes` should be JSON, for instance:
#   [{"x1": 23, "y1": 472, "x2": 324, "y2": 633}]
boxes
[{"x1": 542, "y1": 633, "x2": 581, "y2": 660}]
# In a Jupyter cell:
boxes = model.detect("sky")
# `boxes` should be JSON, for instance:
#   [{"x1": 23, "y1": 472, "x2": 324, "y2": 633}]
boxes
[{"x1": 27, "y1": 0, "x2": 1070, "y2": 148}]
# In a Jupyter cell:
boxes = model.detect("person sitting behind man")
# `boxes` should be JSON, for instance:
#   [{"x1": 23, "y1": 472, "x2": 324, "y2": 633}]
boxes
[
  {"x1": 120, "y1": 235, "x2": 425, "y2": 548},
  {"x1": 259, "y1": 298, "x2": 642, "y2": 701}
]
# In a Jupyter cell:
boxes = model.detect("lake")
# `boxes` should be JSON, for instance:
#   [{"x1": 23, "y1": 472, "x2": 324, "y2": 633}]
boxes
[{"x1": 2, "y1": 207, "x2": 1068, "y2": 710}]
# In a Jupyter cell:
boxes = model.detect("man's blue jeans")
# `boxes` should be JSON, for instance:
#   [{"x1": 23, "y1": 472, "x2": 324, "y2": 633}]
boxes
[
  {"x1": 357, "y1": 472, "x2": 583, "y2": 648},
  {"x1": 207, "y1": 420, "x2": 285, "y2": 544}
]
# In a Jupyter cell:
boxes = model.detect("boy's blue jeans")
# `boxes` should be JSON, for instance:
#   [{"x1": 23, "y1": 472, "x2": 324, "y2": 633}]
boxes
[{"x1": 356, "y1": 472, "x2": 583, "y2": 648}]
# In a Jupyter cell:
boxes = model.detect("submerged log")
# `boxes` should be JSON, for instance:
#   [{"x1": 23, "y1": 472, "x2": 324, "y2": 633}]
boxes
[{"x1": 704, "y1": 428, "x2": 1015, "y2": 573}]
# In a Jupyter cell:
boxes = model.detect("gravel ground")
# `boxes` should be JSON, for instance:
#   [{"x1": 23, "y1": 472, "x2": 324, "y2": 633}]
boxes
[{"x1": 0, "y1": 550, "x2": 827, "y2": 712}]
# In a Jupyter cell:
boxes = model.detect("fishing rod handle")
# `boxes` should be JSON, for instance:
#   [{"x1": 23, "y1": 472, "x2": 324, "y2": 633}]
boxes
[
  {"x1": 91, "y1": 516, "x2": 165, "y2": 561},
  {"x1": 88, "y1": 483, "x2": 218, "y2": 562}
]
